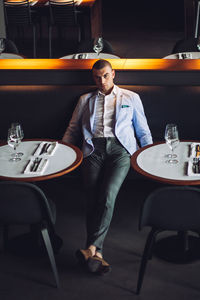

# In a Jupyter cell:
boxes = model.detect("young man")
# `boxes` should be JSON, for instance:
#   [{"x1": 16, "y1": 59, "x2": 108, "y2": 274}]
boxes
[{"x1": 62, "y1": 59, "x2": 153, "y2": 275}]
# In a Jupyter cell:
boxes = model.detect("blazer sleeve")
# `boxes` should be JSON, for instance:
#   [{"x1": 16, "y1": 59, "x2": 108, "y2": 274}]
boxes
[
  {"x1": 62, "y1": 96, "x2": 85, "y2": 145},
  {"x1": 132, "y1": 93, "x2": 153, "y2": 147}
]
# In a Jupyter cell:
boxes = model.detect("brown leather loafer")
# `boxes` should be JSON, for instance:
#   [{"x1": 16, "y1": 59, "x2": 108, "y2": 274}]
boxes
[
  {"x1": 76, "y1": 249, "x2": 93, "y2": 265},
  {"x1": 87, "y1": 255, "x2": 111, "y2": 275}
]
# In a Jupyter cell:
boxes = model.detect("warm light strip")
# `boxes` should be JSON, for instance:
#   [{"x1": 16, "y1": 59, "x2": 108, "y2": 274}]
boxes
[{"x1": 1, "y1": 59, "x2": 200, "y2": 71}]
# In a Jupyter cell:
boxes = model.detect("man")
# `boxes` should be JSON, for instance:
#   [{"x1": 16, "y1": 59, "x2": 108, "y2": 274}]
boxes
[{"x1": 62, "y1": 59, "x2": 153, "y2": 275}]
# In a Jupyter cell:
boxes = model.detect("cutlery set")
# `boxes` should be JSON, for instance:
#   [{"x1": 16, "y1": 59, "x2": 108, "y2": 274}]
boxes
[
  {"x1": 29, "y1": 143, "x2": 52, "y2": 173},
  {"x1": 31, "y1": 157, "x2": 42, "y2": 172},
  {"x1": 193, "y1": 157, "x2": 200, "y2": 174},
  {"x1": 192, "y1": 145, "x2": 200, "y2": 173},
  {"x1": 39, "y1": 143, "x2": 51, "y2": 155}
]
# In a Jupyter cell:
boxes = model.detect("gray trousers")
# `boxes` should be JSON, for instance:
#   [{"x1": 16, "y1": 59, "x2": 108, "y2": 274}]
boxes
[{"x1": 81, "y1": 137, "x2": 131, "y2": 254}]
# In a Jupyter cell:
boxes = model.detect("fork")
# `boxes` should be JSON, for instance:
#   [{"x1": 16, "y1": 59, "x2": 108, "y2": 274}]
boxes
[{"x1": 31, "y1": 157, "x2": 41, "y2": 172}]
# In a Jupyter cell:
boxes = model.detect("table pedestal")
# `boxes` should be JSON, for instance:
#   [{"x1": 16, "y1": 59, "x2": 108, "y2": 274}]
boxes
[{"x1": 154, "y1": 233, "x2": 200, "y2": 263}]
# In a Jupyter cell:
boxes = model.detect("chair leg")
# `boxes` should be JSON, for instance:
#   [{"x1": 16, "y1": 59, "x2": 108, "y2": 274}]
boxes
[
  {"x1": 136, "y1": 229, "x2": 159, "y2": 295},
  {"x1": 195, "y1": 1, "x2": 200, "y2": 38},
  {"x1": 33, "y1": 25, "x2": 36, "y2": 58},
  {"x1": 49, "y1": 26, "x2": 52, "y2": 58},
  {"x1": 3, "y1": 225, "x2": 9, "y2": 252},
  {"x1": 41, "y1": 227, "x2": 60, "y2": 288}
]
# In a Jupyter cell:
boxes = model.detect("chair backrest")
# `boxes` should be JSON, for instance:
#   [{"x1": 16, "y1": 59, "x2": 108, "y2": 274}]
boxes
[
  {"x1": 49, "y1": 0, "x2": 77, "y2": 26},
  {"x1": 0, "y1": 181, "x2": 55, "y2": 225},
  {"x1": 4, "y1": 0, "x2": 32, "y2": 25},
  {"x1": 4, "y1": 38, "x2": 19, "y2": 54},
  {"x1": 140, "y1": 186, "x2": 200, "y2": 231},
  {"x1": 171, "y1": 38, "x2": 199, "y2": 54}
]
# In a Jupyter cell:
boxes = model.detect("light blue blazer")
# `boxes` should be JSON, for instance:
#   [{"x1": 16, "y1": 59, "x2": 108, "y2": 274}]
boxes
[{"x1": 62, "y1": 85, "x2": 153, "y2": 157}]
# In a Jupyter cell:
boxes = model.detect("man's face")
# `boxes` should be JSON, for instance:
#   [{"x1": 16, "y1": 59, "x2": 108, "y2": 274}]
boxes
[{"x1": 92, "y1": 65, "x2": 115, "y2": 95}]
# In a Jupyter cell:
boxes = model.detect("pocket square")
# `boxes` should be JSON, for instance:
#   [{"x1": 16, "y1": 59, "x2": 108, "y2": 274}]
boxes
[{"x1": 121, "y1": 105, "x2": 130, "y2": 108}]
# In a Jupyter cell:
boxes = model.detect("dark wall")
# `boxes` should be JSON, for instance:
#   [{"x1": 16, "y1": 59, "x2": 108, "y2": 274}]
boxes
[{"x1": 1, "y1": 84, "x2": 200, "y2": 144}]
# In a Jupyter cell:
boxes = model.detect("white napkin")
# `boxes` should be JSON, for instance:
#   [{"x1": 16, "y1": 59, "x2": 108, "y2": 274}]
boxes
[
  {"x1": 33, "y1": 142, "x2": 58, "y2": 156},
  {"x1": 190, "y1": 143, "x2": 200, "y2": 158},
  {"x1": 24, "y1": 157, "x2": 49, "y2": 175}
]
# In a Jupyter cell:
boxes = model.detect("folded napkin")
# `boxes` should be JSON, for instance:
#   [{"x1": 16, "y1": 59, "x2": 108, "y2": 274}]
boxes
[
  {"x1": 33, "y1": 142, "x2": 58, "y2": 156},
  {"x1": 24, "y1": 157, "x2": 49, "y2": 175},
  {"x1": 190, "y1": 143, "x2": 200, "y2": 158}
]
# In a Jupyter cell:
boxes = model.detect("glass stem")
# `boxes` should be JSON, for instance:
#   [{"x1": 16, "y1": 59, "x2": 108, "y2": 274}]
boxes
[{"x1": 171, "y1": 148, "x2": 173, "y2": 158}]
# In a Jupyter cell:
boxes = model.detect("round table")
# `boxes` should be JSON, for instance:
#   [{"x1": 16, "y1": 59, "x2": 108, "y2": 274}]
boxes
[
  {"x1": 131, "y1": 141, "x2": 200, "y2": 185},
  {"x1": 131, "y1": 141, "x2": 200, "y2": 263},
  {"x1": 163, "y1": 52, "x2": 200, "y2": 59},
  {"x1": 0, "y1": 139, "x2": 83, "y2": 181},
  {"x1": 0, "y1": 53, "x2": 24, "y2": 59},
  {"x1": 59, "y1": 52, "x2": 120, "y2": 59}
]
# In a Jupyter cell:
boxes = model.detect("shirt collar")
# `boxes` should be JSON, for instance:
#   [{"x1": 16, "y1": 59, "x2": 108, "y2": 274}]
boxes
[{"x1": 97, "y1": 84, "x2": 117, "y2": 97}]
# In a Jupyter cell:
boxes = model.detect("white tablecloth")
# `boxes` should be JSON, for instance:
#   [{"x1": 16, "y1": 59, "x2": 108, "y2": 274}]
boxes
[
  {"x1": 0, "y1": 140, "x2": 77, "y2": 179},
  {"x1": 60, "y1": 52, "x2": 120, "y2": 59},
  {"x1": 137, "y1": 142, "x2": 199, "y2": 181},
  {"x1": 163, "y1": 52, "x2": 200, "y2": 59},
  {"x1": 0, "y1": 53, "x2": 24, "y2": 59}
]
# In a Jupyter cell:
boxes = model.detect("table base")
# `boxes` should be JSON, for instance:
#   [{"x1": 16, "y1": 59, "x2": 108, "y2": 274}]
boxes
[{"x1": 154, "y1": 235, "x2": 200, "y2": 263}]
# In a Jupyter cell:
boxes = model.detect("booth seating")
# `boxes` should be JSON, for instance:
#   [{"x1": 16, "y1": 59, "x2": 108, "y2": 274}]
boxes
[{"x1": 1, "y1": 83, "x2": 200, "y2": 179}]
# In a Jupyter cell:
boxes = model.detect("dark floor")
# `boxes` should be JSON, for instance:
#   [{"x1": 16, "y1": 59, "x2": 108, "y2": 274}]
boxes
[{"x1": 1, "y1": 174, "x2": 200, "y2": 300}]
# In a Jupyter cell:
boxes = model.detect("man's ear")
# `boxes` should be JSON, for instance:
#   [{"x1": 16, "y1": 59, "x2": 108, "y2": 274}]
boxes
[{"x1": 112, "y1": 69, "x2": 115, "y2": 79}]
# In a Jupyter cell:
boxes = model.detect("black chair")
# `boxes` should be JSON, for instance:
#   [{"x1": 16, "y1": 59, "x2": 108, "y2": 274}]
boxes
[
  {"x1": 0, "y1": 181, "x2": 60, "y2": 288},
  {"x1": 77, "y1": 38, "x2": 114, "y2": 55},
  {"x1": 171, "y1": 37, "x2": 200, "y2": 54},
  {"x1": 4, "y1": 0, "x2": 38, "y2": 58},
  {"x1": 3, "y1": 38, "x2": 19, "y2": 54},
  {"x1": 136, "y1": 186, "x2": 200, "y2": 294},
  {"x1": 48, "y1": 0, "x2": 81, "y2": 58}
]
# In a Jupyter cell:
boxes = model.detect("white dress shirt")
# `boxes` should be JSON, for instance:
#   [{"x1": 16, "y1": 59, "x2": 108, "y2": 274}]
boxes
[{"x1": 93, "y1": 86, "x2": 116, "y2": 137}]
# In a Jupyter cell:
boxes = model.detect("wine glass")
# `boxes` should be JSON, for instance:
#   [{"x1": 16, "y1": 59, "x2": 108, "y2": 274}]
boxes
[
  {"x1": 93, "y1": 37, "x2": 104, "y2": 56},
  {"x1": 10, "y1": 122, "x2": 24, "y2": 157},
  {"x1": 0, "y1": 38, "x2": 5, "y2": 56},
  {"x1": 197, "y1": 36, "x2": 200, "y2": 51},
  {"x1": 7, "y1": 127, "x2": 21, "y2": 162},
  {"x1": 164, "y1": 124, "x2": 180, "y2": 164}
]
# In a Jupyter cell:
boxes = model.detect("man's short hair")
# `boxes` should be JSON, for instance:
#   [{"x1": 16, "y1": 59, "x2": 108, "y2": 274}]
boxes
[{"x1": 92, "y1": 59, "x2": 113, "y2": 71}]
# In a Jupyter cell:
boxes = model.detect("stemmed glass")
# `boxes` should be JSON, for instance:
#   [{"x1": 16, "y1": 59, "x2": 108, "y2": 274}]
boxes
[
  {"x1": 0, "y1": 38, "x2": 5, "y2": 56},
  {"x1": 197, "y1": 36, "x2": 200, "y2": 51},
  {"x1": 93, "y1": 37, "x2": 104, "y2": 56},
  {"x1": 7, "y1": 127, "x2": 22, "y2": 162},
  {"x1": 164, "y1": 124, "x2": 180, "y2": 164},
  {"x1": 10, "y1": 123, "x2": 24, "y2": 157}
]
